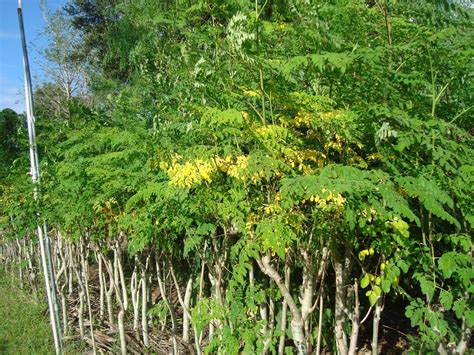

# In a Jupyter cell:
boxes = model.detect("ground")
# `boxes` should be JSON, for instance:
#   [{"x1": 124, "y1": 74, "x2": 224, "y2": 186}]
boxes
[{"x1": 0, "y1": 268, "x2": 54, "y2": 354}]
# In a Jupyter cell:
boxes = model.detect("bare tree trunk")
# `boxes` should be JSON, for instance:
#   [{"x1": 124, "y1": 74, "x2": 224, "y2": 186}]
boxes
[
  {"x1": 348, "y1": 279, "x2": 360, "y2": 355},
  {"x1": 16, "y1": 240, "x2": 24, "y2": 287},
  {"x1": 182, "y1": 277, "x2": 193, "y2": 343},
  {"x1": 55, "y1": 236, "x2": 68, "y2": 335},
  {"x1": 118, "y1": 308, "x2": 127, "y2": 355},
  {"x1": 371, "y1": 297, "x2": 382, "y2": 355},
  {"x1": 156, "y1": 258, "x2": 178, "y2": 355},
  {"x1": 72, "y1": 253, "x2": 85, "y2": 338},
  {"x1": 315, "y1": 292, "x2": 324, "y2": 355},
  {"x1": 258, "y1": 253, "x2": 307, "y2": 355},
  {"x1": 263, "y1": 293, "x2": 276, "y2": 354},
  {"x1": 95, "y1": 247, "x2": 105, "y2": 320},
  {"x1": 141, "y1": 256, "x2": 150, "y2": 348},
  {"x1": 300, "y1": 251, "x2": 315, "y2": 353},
  {"x1": 101, "y1": 253, "x2": 126, "y2": 355},
  {"x1": 334, "y1": 246, "x2": 349, "y2": 355},
  {"x1": 116, "y1": 238, "x2": 128, "y2": 311},
  {"x1": 278, "y1": 262, "x2": 290, "y2": 355},
  {"x1": 456, "y1": 313, "x2": 470, "y2": 355},
  {"x1": 106, "y1": 270, "x2": 115, "y2": 324},
  {"x1": 80, "y1": 237, "x2": 96, "y2": 354},
  {"x1": 131, "y1": 262, "x2": 140, "y2": 332}
]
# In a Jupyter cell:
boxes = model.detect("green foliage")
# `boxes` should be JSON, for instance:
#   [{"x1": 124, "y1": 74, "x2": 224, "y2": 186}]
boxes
[{"x1": 1, "y1": 0, "x2": 473, "y2": 352}]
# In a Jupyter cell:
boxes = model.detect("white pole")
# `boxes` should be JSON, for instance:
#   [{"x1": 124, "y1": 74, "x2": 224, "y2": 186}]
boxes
[{"x1": 17, "y1": 2, "x2": 63, "y2": 354}]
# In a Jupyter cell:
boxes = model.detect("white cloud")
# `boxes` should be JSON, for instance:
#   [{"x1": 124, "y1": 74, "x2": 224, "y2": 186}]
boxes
[{"x1": 0, "y1": 31, "x2": 20, "y2": 39}]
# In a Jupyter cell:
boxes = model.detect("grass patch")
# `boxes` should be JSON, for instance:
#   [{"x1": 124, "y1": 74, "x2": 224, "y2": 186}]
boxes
[{"x1": 0, "y1": 268, "x2": 54, "y2": 354}]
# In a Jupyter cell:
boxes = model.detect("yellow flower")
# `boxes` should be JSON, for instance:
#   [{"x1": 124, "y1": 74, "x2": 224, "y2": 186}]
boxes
[
  {"x1": 227, "y1": 155, "x2": 249, "y2": 180},
  {"x1": 162, "y1": 157, "x2": 216, "y2": 188},
  {"x1": 244, "y1": 90, "x2": 259, "y2": 98},
  {"x1": 294, "y1": 109, "x2": 312, "y2": 127}
]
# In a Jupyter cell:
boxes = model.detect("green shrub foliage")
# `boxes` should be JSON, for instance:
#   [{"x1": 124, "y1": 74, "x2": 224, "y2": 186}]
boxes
[{"x1": 1, "y1": 0, "x2": 472, "y2": 353}]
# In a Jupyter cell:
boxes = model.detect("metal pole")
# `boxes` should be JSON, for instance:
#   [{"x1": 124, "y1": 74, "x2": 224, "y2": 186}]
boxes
[{"x1": 17, "y1": 1, "x2": 63, "y2": 353}]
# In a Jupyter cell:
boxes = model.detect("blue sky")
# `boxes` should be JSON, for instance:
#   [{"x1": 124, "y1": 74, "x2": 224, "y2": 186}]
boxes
[{"x1": 0, "y1": 0, "x2": 66, "y2": 113}]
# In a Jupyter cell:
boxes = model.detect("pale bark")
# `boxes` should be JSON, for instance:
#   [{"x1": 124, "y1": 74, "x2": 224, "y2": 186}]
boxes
[
  {"x1": 334, "y1": 247, "x2": 349, "y2": 355},
  {"x1": 371, "y1": 296, "x2": 382, "y2": 355},
  {"x1": 116, "y1": 239, "x2": 128, "y2": 311},
  {"x1": 315, "y1": 292, "x2": 324, "y2": 355},
  {"x1": 80, "y1": 237, "x2": 96, "y2": 354},
  {"x1": 258, "y1": 253, "x2": 306, "y2": 355},
  {"x1": 118, "y1": 309, "x2": 127, "y2": 355},
  {"x1": 348, "y1": 279, "x2": 360, "y2": 355},
  {"x1": 95, "y1": 248, "x2": 105, "y2": 320},
  {"x1": 156, "y1": 259, "x2": 178, "y2": 355},
  {"x1": 55, "y1": 237, "x2": 68, "y2": 334},
  {"x1": 278, "y1": 263, "x2": 290, "y2": 355},
  {"x1": 130, "y1": 263, "x2": 140, "y2": 332},
  {"x1": 141, "y1": 257, "x2": 150, "y2": 347},
  {"x1": 101, "y1": 253, "x2": 127, "y2": 355},
  {"x1": 263, "y1": 295, "x2": 276, "y2": 354},
  {"x1": 182, "y1": 277, "x2": 193, "y2": 343},
  {"x1": 106, "y1": 271, "x2": 115, "y2": 324},
  {"x1": 16, "y1": 240, "x2": 24, "y2": 287},
  {"x1": 72, "y1": 259, "x2": 85, "y2": 338}
]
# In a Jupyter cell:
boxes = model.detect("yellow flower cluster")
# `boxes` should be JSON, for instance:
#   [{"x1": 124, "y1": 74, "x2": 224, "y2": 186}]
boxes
[
  {"x1": 263, "y1": 203, "x2": 282, "y2": 215},
  {"x1": 227, "y1": 155, "x2": 249, "y2": 181},
  {"x1": 283, "y1": 149, "x2": 311, "y2": 173},
  {"x1": 324, "y1": 140, "x2": 344, "y2": 152},
  {"x1": 249, "y1": 170, "x2": 266, "y2": 184},
  {"x1": 245, "y1": 213, "x2": 258, "y2": 239},
  {"x1": 244, "y1": 90, "x2": 259, "y2": 98},
  {"x1": 303, "y1": 191, "x2": 346, "y2": 211},
  {"x1": 161, "y1": 153, "x2": 278, "y2": 187},
  {"x1": 294, "y1": 109, "x2": 313, "y2": 127},
  {"x1": 324, "y1": 133, "x2": 345, "y2": 152},
  {"x1": 283, "y1": 148, "x2": 326, "y2": 173},
  {"x1": 241, "y1": 111, "x2": 250, "y2": 122},
  {"x1": 216, "y1": 155, "x2": 267, "y2": 183},
  {"x1": 255, "y1": 125, "x2": 274, "y2": 137},
  {"x1": 212, "y1": 155, "x2": 233, "y2": 173},
  {"x1": 161, "y1": 157, "x2": 216, "y2": 188}
]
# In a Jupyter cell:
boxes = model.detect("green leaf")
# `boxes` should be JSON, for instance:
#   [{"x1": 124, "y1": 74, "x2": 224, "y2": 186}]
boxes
[
  {"x1": 438, "y1": 252, "x2": 458, "y2": 278},
  {"x1": 360, "y1": 274, "x2": 370, "y2": 289},
  {"x1": 367, "y1": 291, "x2": 377, "y2": 306},
  {"x1": 381, "y1": 279, "x2": 391, "y2": 293},
  {"x1": 183, "y1": 234, "x2": 203, "y2": 257},
  {"x1": 453, "y1": 299, "x2": 467, "y2": 319},
  {"x1": 418, "y1": 275, "x2": 435, "y2": 301},
  {"x1": 405, "y1": 299, "x2": 425, "y2": 327},
  {"x1": 397, "y1": 259, "x2": 409, "y2": 273},
  {"x1": 439, "y1": 290, "x2": 453, "y2": 310},
  {"x1": 373, "y1": 285, "x2": 382, "y2": 296},
  {"x1": 466, "y1": 310, "x2": 474, "y2": 328}
]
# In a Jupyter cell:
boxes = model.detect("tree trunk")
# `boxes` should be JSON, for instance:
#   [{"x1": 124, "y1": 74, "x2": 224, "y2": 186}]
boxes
[
  {"x1": 371, "y1": 297, "x2": 382, "y2": 355},
  {"x1": 156, "y1": 258, "x2": 178, "y2": 355},
  {"x1": 278, "y1": 263, "x2": 290, "y2": 355},
  {"x1": 258, "y1": 253, "x2": 307, "y2": 355},
  {"x1": 141, "y1": 256, "x2": 150, "y2": 347},
  {"x1": 348, "y1": 279, "x2": 360, "y2": 355},
  {"x1": 182, "y1": 277, "x2": 193, "y2": 343},
  {"x1": 334, "y1": 246, "x2": 349, "y2": 355}
]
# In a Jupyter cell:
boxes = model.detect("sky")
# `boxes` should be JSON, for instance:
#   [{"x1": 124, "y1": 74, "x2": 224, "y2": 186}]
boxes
[{"x1": 0, "y1": 0, "x2": 66, "y2": 113}]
